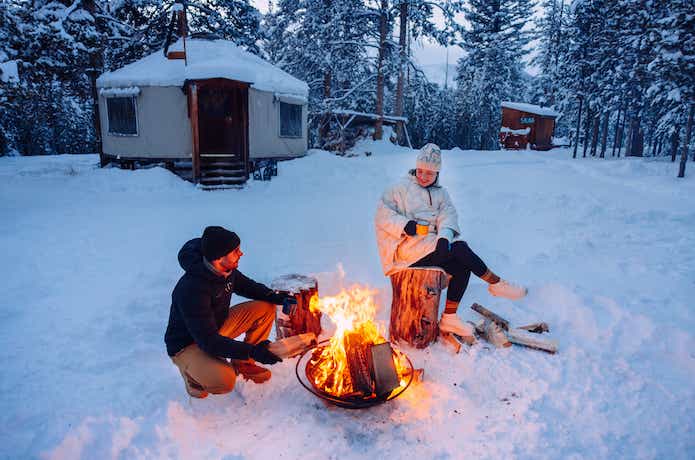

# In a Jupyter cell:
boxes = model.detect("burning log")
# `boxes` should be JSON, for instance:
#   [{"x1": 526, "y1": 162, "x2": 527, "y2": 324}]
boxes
[
  {"x1": 344, "y1": 332, "x2": 375, "y2": 396},
  {"x1": 370, "y1": 342, "x2": 400, "y2": 396},
  {"x1": 271, "y1": 274, "x2": 321, "y2": 339},
  {"x1": 389, "y1": 268, "x2": 449, "y2": 348}
]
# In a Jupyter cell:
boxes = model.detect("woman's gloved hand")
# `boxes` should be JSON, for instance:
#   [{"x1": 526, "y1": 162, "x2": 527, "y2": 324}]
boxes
[
  {"x1": 404, "y1": 220, "x2": 418, "y2": 236},
  {"x1": 435, "y1": 238, "x2": 450, "y2": 255}
]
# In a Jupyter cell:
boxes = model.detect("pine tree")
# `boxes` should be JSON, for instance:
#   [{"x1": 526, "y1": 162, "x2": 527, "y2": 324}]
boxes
[
  {"x1": 265, "y1": 0, "x2": 374, "y2": 146},
  {"x1": 455, "y1": 0, "x2": 534, "y2": 150},
  {"x1": 648, "y1": 0, "x2": 695, "y2": 168}
]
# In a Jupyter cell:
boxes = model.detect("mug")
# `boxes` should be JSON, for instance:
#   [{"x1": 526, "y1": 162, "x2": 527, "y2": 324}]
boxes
[{"x1": 416, "y1": 221, "x2": 429, "y2": 235}]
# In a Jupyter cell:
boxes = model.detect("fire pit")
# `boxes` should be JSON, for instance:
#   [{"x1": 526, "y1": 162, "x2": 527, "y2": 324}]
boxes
[
  {"x1": 293, "y1": 286, "x2": 416, "y2": 409},
  {"x1": 296, "y1": 340, "x2": 414, "y2": 409}
]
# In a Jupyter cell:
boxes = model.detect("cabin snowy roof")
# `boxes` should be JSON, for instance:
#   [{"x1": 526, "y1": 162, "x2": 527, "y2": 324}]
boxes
[
  {"x1": 501, "y1": 101, "x2": 560, "y2": 117},
  {"x1": 96, "y1": 39, "x2": 308, "y2": 98}
]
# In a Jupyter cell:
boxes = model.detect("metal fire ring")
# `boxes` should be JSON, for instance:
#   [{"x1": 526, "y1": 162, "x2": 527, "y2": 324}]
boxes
[{"x1": 295, "y1": 339, "x2": 415, "y2": 409}]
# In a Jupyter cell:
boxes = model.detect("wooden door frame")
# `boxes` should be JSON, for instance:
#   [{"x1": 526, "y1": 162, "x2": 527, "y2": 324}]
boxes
[{"x1": 186, "y1": 78, "x2": 250, "y2": 182}]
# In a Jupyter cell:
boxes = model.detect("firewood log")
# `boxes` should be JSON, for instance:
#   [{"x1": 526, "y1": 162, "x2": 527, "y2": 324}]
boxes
[
  {"x1": 517, "y1": 322, "x2": 550, "y2": 334},
  {"x1": 389, "y1": 268, "x2": 449, "y2": 348},
  {"x1": 343, "y1": 332, "x2": 375, "y2": 396},
  {"x1": 268, "y1": 332, "x2": 317, "y2": 359},
  {"x1": 471, "y1": 303, "x2": 510, "y2": 330},
  {"x1": 370, "y1": 342, "x2": 399, "y2": 396},
  {"x1": 439, "y1": 332, "x2": 462, "y2": 354},
  {"x1": 506, "y1": 329, "x2": 558, "y2": 354}
]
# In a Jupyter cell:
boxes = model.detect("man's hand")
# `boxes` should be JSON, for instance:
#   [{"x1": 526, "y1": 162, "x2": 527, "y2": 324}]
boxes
[
  {"x1": 404, "y1": 220, "x2": 418, "y2": 236},
  {"x1": 270, "y1": 293, "x2": 298, "y2": 315},
  {"x1": 250, "y1": 340, "x2": 282, "y2": 365},
  {"x1": 435, "y1": 238, "x2": 450, "y2": 255}
]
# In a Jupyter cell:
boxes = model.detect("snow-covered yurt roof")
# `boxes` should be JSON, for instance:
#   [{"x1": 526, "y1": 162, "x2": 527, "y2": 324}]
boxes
[
  {"x1": 501, "y1": 101, "x2": 560, "y2": 117},
  {"x1": 97, "y1": 39, "x2": 308, "y2": 98}
]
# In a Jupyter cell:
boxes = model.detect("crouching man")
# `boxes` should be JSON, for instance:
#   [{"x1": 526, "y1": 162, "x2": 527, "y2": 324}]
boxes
[{"x1": 164, "y1": 226, "x2": 294, "y2": 398}]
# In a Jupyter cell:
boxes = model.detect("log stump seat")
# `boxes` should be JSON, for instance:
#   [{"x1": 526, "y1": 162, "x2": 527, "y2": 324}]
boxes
[{"x1": 388, "y1": 267, "x2": 449, "y2": 348}]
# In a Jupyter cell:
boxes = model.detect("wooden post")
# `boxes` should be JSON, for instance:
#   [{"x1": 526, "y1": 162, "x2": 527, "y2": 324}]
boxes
[
  {"x1": 271, "y1": 274, "x2": 321, "y2": 339},
  {"x1": 189, "y1": 82, "x2": 200, "y2": 182},
  {"x1": 389, "y1": 268, "x2": 448, "y2": 348}
]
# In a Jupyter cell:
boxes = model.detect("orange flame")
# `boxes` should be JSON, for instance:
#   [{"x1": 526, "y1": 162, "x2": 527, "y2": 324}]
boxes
[{"x1": 308, "y1": 285, "x2": 411, "y2": 397}]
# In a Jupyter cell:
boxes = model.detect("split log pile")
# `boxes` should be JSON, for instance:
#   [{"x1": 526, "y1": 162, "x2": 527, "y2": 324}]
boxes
[
  {"x1": 470, "y1": 303, "x2": 558, "y2": 354},
  {"x1": 271, "y1": 274, "x2": 322, "y2": 339}
]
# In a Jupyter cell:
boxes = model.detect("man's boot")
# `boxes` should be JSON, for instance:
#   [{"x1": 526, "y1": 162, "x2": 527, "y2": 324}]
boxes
[{"x1": 232, "y1": 359, "x2": 272, "y2": 384}]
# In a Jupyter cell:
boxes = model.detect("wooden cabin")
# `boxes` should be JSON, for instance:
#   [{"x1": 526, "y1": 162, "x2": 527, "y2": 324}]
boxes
[
  {"x1": 499, "y1": 102, "x2": 560, "y2": 151},
  {"x1": 96, "y1": 34, "x2": 308, "y2": 188}
]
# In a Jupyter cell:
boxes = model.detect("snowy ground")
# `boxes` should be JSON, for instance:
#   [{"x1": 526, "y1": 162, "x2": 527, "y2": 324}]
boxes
[{"x1": 1, "y1": 143, "x2": 694, "y2": 459}]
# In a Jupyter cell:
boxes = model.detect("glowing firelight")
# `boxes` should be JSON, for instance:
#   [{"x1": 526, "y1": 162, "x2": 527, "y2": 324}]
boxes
[{"x1": 308, "y1": 285, "x2": 411, "y2": 398}]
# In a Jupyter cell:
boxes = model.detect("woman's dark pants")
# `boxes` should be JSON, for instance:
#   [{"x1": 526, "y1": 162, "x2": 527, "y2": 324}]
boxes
[{"x1": 410, "y1": 241, "x2": 488, "y2": 302}]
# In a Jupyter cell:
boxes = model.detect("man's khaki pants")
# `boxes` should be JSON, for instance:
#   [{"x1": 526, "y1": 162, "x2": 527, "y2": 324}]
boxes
[{"x1": 171, "y1": 300, "x2": 275, "y2": 397}]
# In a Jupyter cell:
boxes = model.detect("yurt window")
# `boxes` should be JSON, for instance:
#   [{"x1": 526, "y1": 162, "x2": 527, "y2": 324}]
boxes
[
  {"x1": 279, "y1": 102, "x2": 302, "y2": 138},
  {"x1": 106, "y1": 97, "x2": 138, "y2": 136}
]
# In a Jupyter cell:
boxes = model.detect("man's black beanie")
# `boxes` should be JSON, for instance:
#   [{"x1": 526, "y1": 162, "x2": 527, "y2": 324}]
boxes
[{"x1": 201, "y1": 226, "x2": 241, "y2": 261}]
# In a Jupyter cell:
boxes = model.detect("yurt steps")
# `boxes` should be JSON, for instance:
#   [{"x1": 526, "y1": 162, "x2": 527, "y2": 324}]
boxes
[{"x1": 199, "y1": 158, "x2": 248, "y2": 188}]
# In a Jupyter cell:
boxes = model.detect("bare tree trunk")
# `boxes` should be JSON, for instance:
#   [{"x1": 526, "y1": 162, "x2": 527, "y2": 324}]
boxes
[
  {"x1": 628, "y1": 116, "x2": 644, "y2": 156},
  {"x1": 85, "y1": 0, "x2": 104, "y2": 165},
  {"x1": 624, "y1": 117, "x2": 633, "y2": 157},
  {"x1": 670, "y1": 125, "x2": 681, "y2": 162},
  {"x1": 590, "y1": 113, "x2": 600, "y2": 156},
  {"x1": 617, "y1": 111, "x2": 626, "y2": 157},
  {"x1": 573, "y1": 96, "x2": 583, "y2": 159},
  {"x1": 319, "y1": 71, "x2": 332, "y2": 147},
  {"x1": 583, "y1": 105, "x2": 591, "y2": 158},
  {"x1": 678, "y1": 103, "x2": 693, "y2": 178},
  {"x1": 373, "y1": 0, "x2": 389, "y2": 141},
  {"x1": 599, "y1": 111, "x2": 609, "y2": 158},
  {"x1": 393, "y1": 1, "x2": 408, "y2": 145},
  {"x1": 611, "y1": 108, "x2": 621, "y2": 157}
]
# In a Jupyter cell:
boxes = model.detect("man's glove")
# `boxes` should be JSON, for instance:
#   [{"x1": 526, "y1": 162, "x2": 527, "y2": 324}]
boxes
[
  {"x1": 435, "y1": 238, "x2": 450, "y2": 255},
  {"x1": 404, "y1": 220, "x2": 418, "y2": 236},
  {"x1": 270, "y1": 293, "x2": 298, "y2": 315},
  {"x1": 250, "y1": 340, "x2": 282, "y2": 364}
]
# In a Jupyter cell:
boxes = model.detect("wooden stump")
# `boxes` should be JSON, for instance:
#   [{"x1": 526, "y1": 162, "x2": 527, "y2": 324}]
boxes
[
  {"x1": 271, "y1": 274, "x2": 321, "y2": 339},
  {"x1": 389, "y1": 268, "x2": 448, "y2": 348}
]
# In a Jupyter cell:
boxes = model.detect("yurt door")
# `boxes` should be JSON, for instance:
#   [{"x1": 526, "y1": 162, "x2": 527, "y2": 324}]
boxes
[{"x1": 190, "y1": 79, "x2": 249, "y2": 185}]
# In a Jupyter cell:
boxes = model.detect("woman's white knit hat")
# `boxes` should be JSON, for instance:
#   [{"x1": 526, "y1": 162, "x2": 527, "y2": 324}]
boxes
[{"x1": 416, "y1": 143, "x2": 442, "y2": 172}]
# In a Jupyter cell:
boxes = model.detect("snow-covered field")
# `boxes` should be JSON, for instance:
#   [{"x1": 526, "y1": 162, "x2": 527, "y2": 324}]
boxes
[{"x1": 1, "y1": 143, "x2": 694, "y2": 459}]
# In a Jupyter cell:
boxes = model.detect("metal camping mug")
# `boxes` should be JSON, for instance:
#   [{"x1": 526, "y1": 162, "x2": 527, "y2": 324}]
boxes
[{"x1": 416, "y1": 221, "x2": 429, "y2": 235}]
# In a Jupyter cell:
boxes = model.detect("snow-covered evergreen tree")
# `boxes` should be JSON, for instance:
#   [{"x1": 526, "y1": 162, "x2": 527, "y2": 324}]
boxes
[
  {"x1": 265, "y1": 0, "x2": 375, "y2": 146},
  {"x1": 455, "y1": 0, "x2": 534, "y2": 150},
  {"x1": 647, "y1": 0, "x2": 695, "y2": 154}
]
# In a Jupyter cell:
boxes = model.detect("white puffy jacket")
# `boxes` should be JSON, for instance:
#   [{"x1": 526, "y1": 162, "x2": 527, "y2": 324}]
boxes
[{"x1": 375, "y1": 171, "x2": 461, "y2": 275}]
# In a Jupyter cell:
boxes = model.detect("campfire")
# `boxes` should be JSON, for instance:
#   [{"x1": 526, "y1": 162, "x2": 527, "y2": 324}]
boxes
[{"x1": 297, "y1": 285, "x2": 414, "y2": 408}]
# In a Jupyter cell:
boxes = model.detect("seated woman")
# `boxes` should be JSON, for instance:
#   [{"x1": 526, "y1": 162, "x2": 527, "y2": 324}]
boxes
[{"x1": 375, "y1": 143, "x2": 527, "y2": 340}]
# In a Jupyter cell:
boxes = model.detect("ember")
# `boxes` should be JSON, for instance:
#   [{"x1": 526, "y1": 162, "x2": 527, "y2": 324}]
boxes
[{"x1": 300, "y1": 285, "x2": 413, "y2": 405}]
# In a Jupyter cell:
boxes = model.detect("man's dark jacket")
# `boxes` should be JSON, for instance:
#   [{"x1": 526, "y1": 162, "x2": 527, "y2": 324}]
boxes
[{"x1": 164, "y1": 238, "x2": 281, "y2": 359}]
